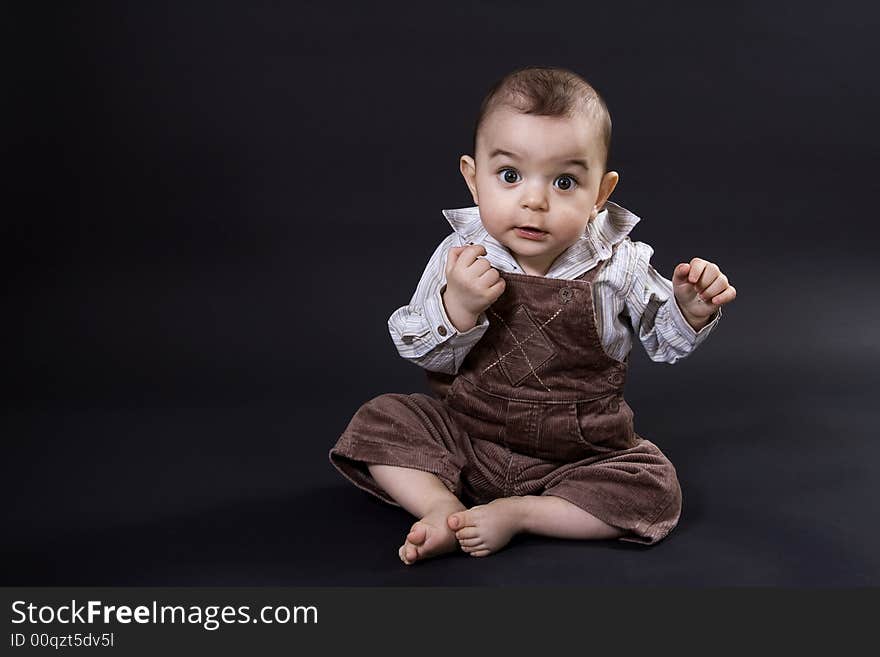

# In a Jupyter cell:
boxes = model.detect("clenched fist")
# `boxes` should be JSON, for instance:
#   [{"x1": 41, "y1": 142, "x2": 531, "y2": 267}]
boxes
[
  {"x1": 441, "y1": 244, "x2": 506, "y2": 332},
  {"x1": 672, "y1": 257, "x2": 737, "y2": 331}
]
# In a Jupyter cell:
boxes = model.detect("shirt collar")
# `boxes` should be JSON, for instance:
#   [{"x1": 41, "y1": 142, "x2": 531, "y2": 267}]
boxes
[{"x1": 440, "y1": 200, "x2": 642, "y2": 278}]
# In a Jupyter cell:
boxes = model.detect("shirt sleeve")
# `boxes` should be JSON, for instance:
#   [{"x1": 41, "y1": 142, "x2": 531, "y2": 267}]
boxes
[
  {"x1": 623, "y1": 240, "x2": 722, "y2": 364},
  {"x1": 387, "y1": 232, "x2": 490, "y2": 374}
]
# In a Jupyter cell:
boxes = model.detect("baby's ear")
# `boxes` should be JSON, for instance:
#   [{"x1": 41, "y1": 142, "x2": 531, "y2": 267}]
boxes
[
  {"x1": 459, "y1": 155, "x2": 479, "y2": 204},
  {"x1": 598, "y1": 170, "x2": 619, "y2": 206}
]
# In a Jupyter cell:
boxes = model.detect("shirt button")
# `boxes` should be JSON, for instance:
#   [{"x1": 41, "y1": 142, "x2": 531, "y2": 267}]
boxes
[
  {"x1": 608, "y1": 373, "x2": 624, "y2": 386},
  {"x1": 437, "y1": 325, "x2": 448, "y2": 336}
]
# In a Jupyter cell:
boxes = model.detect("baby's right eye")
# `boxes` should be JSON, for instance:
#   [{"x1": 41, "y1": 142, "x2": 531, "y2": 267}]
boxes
[{"x1": 497, "y1": 168, "x2": 520, "y2": 184}]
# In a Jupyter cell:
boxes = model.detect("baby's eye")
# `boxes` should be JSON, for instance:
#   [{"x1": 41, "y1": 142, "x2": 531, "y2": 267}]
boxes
[
  {"x1": 498, "y1": 168, "x2": 520, "y2": 184},
  {"x1": 555, "y1": 175, "x2": 578, "y2": 191}
]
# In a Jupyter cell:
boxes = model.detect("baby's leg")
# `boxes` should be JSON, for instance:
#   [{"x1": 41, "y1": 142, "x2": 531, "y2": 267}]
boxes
[
  {"x1": 368, "y1": 464, "x2": 466, "y2": 565},
  {"x1": 448, "y1": 495, "x2": 622, "y2": 557}
]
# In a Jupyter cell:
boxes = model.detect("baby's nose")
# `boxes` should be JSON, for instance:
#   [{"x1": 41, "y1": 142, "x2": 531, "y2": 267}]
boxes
[{"x1": 520, "y1": 186, "x2": 549, "y2": 210}]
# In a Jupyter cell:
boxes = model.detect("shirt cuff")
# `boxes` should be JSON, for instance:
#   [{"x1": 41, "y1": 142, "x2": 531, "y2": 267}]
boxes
[
  {"x1": 424, "y1": 285, "x2": 490, "y2": 348},
  {"x1": 668, "y1": 297, "x2": 723, "y2": 348}
]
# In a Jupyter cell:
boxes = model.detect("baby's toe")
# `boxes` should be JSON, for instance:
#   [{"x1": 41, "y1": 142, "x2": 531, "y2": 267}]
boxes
[
  {"x1": 406, "y1": 523, "x2": 428, "y2": 546},
  {"x1": 457, "y1": 536, "x2": 483, "y2": 548},
  {"x1": 399, "y1": 542, "x2": 418, "y2": 565},
  {"x1": 468, "y1": 549, "x2": 491, "y2": 558},
  {"x1": 455, "y1": 526, "x2": 480, "y2": 540},
  {"x1": 447, "y1": 510, "x2": 472, "y2": 531}
]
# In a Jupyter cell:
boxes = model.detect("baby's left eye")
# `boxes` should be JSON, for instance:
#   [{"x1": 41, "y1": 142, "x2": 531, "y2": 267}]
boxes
[{"x1": 555, "y1": 175, "x2": 578, "y2": 191}]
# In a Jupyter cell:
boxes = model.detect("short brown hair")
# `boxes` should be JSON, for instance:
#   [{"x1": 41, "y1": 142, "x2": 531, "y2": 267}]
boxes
[{"x1": 471, "y1": 65, "x2": 613, "y2": 172}]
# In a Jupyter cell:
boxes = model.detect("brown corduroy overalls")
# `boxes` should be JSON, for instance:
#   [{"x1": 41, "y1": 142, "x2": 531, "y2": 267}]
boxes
[{"x1": 329, "y1": 258, "x2": 682, "y2": 544}]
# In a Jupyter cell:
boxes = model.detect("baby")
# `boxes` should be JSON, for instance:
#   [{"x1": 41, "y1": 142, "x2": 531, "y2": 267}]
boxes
[{"x1": 330, "y1": 65, "x2": 736, "y2": 564}]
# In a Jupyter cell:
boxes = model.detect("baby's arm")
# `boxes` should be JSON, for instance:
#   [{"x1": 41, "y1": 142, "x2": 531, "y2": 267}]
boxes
[
  {"x1": 621, "y1": 240, "x2": 725, "y2": 363},
  {"x1": 387, "y1": 234, "x2": 493, "y2": 374}
]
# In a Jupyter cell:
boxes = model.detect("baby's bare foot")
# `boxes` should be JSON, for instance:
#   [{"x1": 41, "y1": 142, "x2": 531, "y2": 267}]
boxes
[
  {"x1": 399, "y1": 500, "x2": 466, "y2": 565},
  {"x1": 447, "y1": 497, "x2": 527, "y2": 557}
]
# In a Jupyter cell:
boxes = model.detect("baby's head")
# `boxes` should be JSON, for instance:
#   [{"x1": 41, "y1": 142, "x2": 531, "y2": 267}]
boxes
[{"x1": 460, "y1": 66, "x2": 619, "y2": 276}]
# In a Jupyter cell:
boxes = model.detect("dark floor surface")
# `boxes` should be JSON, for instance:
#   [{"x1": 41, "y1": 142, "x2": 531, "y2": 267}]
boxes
[{"x1": 5, "y1": 355, "x2": 878, "y2": 587}]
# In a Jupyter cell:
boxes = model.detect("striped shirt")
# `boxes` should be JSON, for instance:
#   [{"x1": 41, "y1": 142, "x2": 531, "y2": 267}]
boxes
[{"x1": 388, "y1": 200, "x2": 721, "y2": 374}]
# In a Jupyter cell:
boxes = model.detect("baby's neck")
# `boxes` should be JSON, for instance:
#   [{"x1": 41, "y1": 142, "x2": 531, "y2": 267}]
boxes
[
  {"x1": 513, "y1": 253, "x2": 554, "y2": 277},
  {"x1": 518, "y1": 262, "x2": 549, "y2": 276}
]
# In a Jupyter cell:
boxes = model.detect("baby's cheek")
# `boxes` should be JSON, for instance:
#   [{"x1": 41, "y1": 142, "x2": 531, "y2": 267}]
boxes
[{"x1": 480, "y1": 215, "x2": 507, "y2": 239}]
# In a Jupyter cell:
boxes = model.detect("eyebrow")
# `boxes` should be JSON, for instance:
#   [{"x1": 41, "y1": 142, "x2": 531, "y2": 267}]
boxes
[{"x1": 489, "y1": 148, "x2": 590, "y2": 173}]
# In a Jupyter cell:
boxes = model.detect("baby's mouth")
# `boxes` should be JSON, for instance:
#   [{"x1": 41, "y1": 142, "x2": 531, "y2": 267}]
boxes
[{"x1": 514, "y1": 226, "x2": 549, "y2": 240}]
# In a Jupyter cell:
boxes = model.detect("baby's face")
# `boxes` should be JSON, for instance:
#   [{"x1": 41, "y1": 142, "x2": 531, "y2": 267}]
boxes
[{"x1": 460, "y1": 107, "x2": 618, "y2": 276}]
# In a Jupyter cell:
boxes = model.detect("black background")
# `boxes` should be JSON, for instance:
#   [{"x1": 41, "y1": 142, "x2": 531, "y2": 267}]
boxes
[{"x1": 4, "y1": 0, "x2": 879, "y2": 585}]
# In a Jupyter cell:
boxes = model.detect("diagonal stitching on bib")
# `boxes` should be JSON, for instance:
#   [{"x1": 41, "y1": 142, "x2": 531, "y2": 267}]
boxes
[{"x1": 482, "y1": 304, "x2": 566, "y2": 390}]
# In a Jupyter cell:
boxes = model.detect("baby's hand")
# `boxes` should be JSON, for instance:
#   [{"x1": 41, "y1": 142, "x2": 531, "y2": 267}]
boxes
[
  {"x1": 672, "y1": 258, "x2": 737, "y2": 331},
  {"x1": 442, "y1": 244, "x2": 506, "y2": 333}
]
